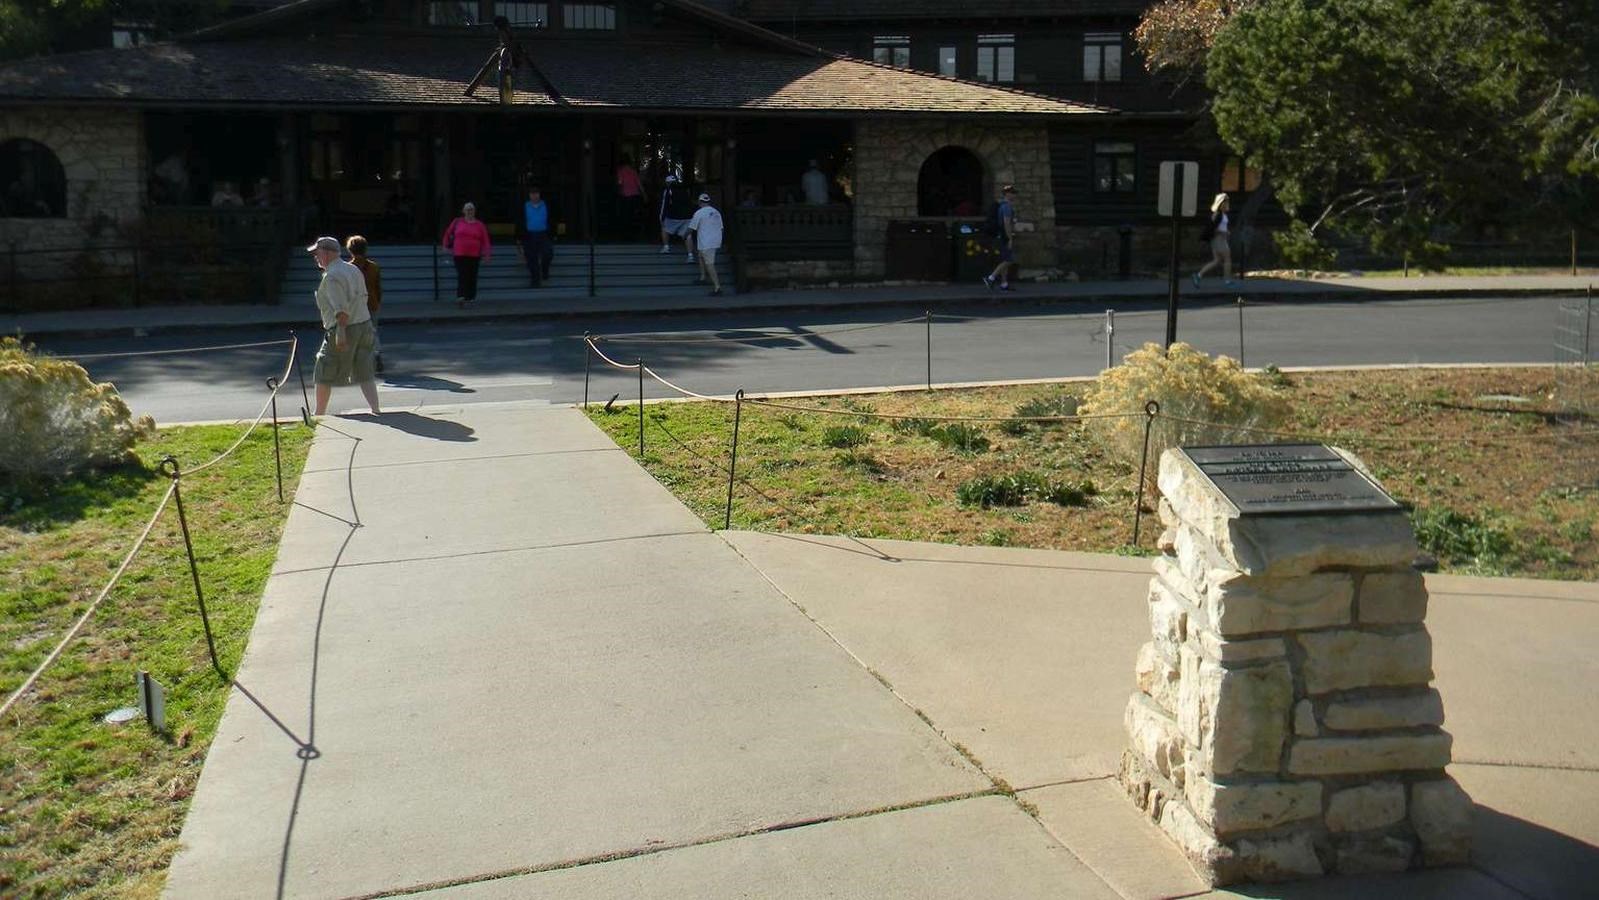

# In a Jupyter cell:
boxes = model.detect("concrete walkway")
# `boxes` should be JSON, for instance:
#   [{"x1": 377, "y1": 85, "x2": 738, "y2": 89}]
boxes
[
  {"x1": 12, "y1": 272, "x2": 1597, "y2": 338},
  {"x1": 165, "y1": 402, "x2": 1599, "y2": 899}
]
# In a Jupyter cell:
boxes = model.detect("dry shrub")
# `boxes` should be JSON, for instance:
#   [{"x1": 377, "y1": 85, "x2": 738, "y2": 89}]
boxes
[
  {"x1": 1080, "y1": 341, "x2": 1291, "y2": 476},
  {"x1": 0, "y1": 337, "x2": 154, "y2": 486}
]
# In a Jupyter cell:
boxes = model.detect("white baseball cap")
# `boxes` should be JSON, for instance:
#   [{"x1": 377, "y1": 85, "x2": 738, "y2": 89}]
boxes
[
  {"x1": 697, "y1": 193, "x2": 711, "y2": 202},
  {"x1": 305, "y1": 236, "x2": 339, "y2": 253}
]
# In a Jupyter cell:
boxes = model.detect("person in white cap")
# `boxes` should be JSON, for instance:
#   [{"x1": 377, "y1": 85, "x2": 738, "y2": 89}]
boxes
[
  {"x1": 685, "y1": 192, "x2": 725, "y2": 297},
  {"x1": 802, "y1": 159, "x2": 829, "y2": 206},
  {"x1": 305, "y1": 236, "x2": 380, "y2": 416},
  {"x1": 658, "y1": 174, "x2": 694, "y2": 256}
]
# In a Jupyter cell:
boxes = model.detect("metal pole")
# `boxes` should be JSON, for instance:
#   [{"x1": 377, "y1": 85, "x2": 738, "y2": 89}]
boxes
[
  {"x1": 724, "y1": 389, "x2": 744, "y2": 530},
  {"x1": 1236, "y1": 296, "x2": 1246, "y2": 368},
  {"x1": 293, "y1": 331, "x2": 312, "y2": 426},
  {"x1": 1584, "y1": 284, "x2": 1593, "y2": 365},
  {"x1": 1105, "y1": 309, "x2": 1115, "y2": 370},
  {"x1": 1165, "y1": 209, "x2": 1180, "y2": 349},
  {"x1": 1573, "y1": 230, "x2": 1579, "y2": 277},
  {"x1": 637, "y1": 359, "x2": 645, "y2": 456},
  {"x1": 925, "y1": 309, "x2": 932, "y2": 391},
  {"x1": 1131, "y1": 401, "x2": 1160, "y2": 547},
  {"x1": 267, "y1": 378, "x2": 284, "y2": 503},
  {"x1": 160, "y1": 457, "x2": 228, "y2": 682},
  {"x1": 583, "y1": 332, "x2": 592, "y2": 409},
  {"x1": 432, "y1": 243, "x2": 440, "y2": 302}
]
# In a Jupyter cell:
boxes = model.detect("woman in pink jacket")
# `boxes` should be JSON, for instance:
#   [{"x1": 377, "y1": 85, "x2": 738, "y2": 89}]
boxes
[{"x1": 442, "y1": 201, "x2": 491, "y2": 307}]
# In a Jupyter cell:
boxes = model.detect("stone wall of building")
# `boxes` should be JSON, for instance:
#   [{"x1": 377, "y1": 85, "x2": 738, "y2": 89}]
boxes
[
  {"x1": 0, "y1": 107, "x2": 145, "y2": 253},
  {"x1": 1120, "y1": 448, "x2": 1473, "y2": 885},
  {"x1": 744, "y1": 258, "x2": 856, "y2": 287},
  {"x1": 853, "y1": 119, "x2": 1058, "y2": 279}
]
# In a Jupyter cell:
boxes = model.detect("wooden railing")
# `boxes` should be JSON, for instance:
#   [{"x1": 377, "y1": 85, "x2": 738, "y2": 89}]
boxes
[{"x1": 734, "y1": 205, "x2": 854, "y2": 262}]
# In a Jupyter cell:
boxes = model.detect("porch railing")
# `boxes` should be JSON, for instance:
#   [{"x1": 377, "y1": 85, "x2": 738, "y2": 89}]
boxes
[{"x1": 734, "y1": 205, "x2": 854, "y2": 262}]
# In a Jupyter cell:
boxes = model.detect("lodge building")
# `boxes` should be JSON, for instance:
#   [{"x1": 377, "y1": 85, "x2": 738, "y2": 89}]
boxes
[{"x1": 0, "y1": 0, "x2": 1256, "y2": 308}]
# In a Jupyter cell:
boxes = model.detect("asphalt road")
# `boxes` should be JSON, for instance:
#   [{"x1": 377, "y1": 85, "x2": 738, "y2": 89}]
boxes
[{"x1": 34, "y1": 293, "x2": 1577, "y2": 424}]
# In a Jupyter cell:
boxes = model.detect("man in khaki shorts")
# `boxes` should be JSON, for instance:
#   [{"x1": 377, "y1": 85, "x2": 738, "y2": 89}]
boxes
[{"x1": 306, "y1": 236, "x2": 381, "y2": 416}]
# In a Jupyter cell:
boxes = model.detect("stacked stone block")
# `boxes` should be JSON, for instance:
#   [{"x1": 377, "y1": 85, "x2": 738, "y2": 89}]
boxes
[{"x1": 1120, "y1": 448, "x2": 1473, "y2": 884}]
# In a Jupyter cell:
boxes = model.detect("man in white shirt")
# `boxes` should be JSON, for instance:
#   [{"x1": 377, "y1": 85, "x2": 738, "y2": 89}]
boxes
[
  {"x1": 801, "y1": 160, "x2": 829, "y2": 205},
  {"x1": 686, "y1": 193, "x2": 725, "y2": 297},
  {"x1": 306, "y1": 236, "x2": 381, "y2": 416}
]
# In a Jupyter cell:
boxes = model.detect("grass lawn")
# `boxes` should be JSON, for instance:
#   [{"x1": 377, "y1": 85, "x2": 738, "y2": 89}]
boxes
[
  {"x1": 0, "y1": 422, "x2": 313, "y2": 899},
  {"x1": 587, "y1": 367, "x2": 1598, "y2": 580}
]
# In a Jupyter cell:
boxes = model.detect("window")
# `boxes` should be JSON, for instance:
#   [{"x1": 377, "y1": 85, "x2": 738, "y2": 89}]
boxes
[
  {"x1": 1084, "y1": 32, "x2": 1122, "y2": 82},
  {"x1": 112, "y1": 21, "x2": 155, "y2": 48},
  {"x1": 0, "y1": 139, "x2": 67, "y2": 218},
  {"x1": 428, "y1": 1, "x2": 475, "y2": 25},
  {"x1": 872, "y1": 35, "x2": 910, "y2": 68},
  {"x1": 1093, "y1": 141, "x2": 1136, "y2": 194},
  {"x1": 1220, "y1": 155, "x2": 1263, "y2": 193},
  {"x1": 937, "y1": 45, "x2": 957, "y2": 76},
  {"x1": 494, "y1": 2, "x2": 547, "y2": 25},
  {"x1": 976, "y1": 34, "x2": 1015, "y2": 83},
  {"x1": 563, "y1": 3, "x2": 615, "y2": 29}
]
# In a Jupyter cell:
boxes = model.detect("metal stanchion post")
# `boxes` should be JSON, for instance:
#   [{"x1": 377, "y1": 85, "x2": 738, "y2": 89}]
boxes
[
  {"x1": 159, "y1": 456, "x2": 228, "y2": 682},
  {"x1": 637, "y1": 360, "x2": 645, "y2": 456},
  {"x1": 724, "y1": 389, "x2": 744, "y2": 530},
  {"x1": 1131, "y1": 400, "x2": 1160, "y2": 547},
  {"x1": 925, "y1": 309, "x2": 932, "y2": 391},
  {"x1": 293, "y1": 331, "x2": 312, "y2": 425},
  {"x1": 1105, "y1": 309, "x2": 1115, "y2": 370},
  {"x1": 1237, "y1": 296, "x2": 1246, "y2": 368},
  {"x1": 583, "y1": 333, "x2": 592, "y2": 409},
  {"x1": 266, "y1": 377, "x2": 284, "y2": 502}
]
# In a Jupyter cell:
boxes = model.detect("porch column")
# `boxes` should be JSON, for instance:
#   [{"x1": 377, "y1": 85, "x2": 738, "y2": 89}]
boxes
[{"x1": 431, "y1": 113, "x2": 451, "y2": 234}]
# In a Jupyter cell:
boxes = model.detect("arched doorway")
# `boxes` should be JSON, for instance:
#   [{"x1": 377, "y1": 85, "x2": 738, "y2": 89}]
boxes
[
  {"x1": 0, "y1": 138, "x2": 66, "y2": 218},
  {"x1": 916, "y1": 146, "x2": 983, "y2": 217}
]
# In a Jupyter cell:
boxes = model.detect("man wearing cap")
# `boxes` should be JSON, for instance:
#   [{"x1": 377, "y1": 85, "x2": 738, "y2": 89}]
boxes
[
  {"x1": 658, "y1": 174, "x2": 694, "y2": 257},
  {"x1": 306, "y1": 236, "x2": 380, "y2": 416},
  {"x1": 685, "y1": 192, "x2": 725, "y2": 297}
]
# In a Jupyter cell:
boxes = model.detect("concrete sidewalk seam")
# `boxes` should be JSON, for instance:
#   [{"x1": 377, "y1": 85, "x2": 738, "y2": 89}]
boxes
[
  {"x1": 714, "y1": 530, "x2": 1126, "y2": 898},
  {"x1": 335, "y1": 789, "x2": 1003, "y2": 899},
  {"x1": 1015, "y1": 774, "x2": 1118, "y2": 793},
  {"x1": 299, "y1": 445, "x2": 619, "y2": 475},
  {"x1": 1454, "y1": 759, "x2": 1599, "y2": 774},
  {"x1": 271, "y1": 529, "x2": 709, "y2": 577}
]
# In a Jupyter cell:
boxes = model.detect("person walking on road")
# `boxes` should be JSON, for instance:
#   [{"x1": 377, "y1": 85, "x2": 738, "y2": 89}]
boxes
[
  {"x1": 306, "y1": 236, "x2": 380, "y2": 416},
  {"x1": 982, "y1": 184, "x2": 1019, "y2": 292},
  {"x1": 658, "y1": 174, "x2": 695, "y2": 258},
  {"x1": 442, "y1": 202, "x2": 491, "y2": 307},
  {"x1": 686, "y1": 192, "x2": 725, "y2": 297},
  {"x1": 1193, "y1": 192, "x2": 1235, "y2": 287},
  {"x1": 345, "y1": 234, "x2": 385, "y2": 374},
  {"x1": 516, "y1": 186, "x2": 554, "y2": 288}
]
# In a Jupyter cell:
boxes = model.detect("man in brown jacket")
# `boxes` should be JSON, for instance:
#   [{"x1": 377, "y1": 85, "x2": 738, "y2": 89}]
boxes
[{"x1": 346, "y1": 235, "x2": 385, "y2": 374}]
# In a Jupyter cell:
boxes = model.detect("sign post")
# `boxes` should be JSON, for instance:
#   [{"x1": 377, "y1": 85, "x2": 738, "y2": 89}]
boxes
[{"x1": 1157, "y1": 161, "x2": 1199, "y2": 349}]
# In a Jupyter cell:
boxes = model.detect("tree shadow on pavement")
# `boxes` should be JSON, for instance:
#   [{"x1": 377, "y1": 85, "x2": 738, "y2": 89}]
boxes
[
  {"x1": 342, "y1": 412, "x2": 477, "y2": 442},
  {"x1": 379, "y1": 374, "x2": 475, "y2": 393}
]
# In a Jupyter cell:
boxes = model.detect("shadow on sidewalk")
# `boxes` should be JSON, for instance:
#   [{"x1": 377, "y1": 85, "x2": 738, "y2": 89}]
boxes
[
  {"x1": 342, "y1": 411, "x2": 477, "y2": 442},
  {"x1": 379, "y1": 374, "x2": 476, "y2": 393}
]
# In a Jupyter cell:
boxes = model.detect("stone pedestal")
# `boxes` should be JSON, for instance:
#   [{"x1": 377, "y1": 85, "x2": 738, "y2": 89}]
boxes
[{"x1": 1119, "y1": 448, "x2": 1473, "y2": 885}]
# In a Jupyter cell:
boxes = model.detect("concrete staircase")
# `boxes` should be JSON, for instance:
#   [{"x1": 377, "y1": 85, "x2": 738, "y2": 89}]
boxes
[{"x1": 278, "y1": 242, "x2": 735, "y2": 306}]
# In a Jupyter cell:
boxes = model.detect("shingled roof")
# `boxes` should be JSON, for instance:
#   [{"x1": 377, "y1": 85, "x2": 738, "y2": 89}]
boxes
[
  {"x1": 0, "y1": 33, "x2": 1106, "y2": 115},
  {"x1": 733, "y1": 0, "x2": 1148, "y2": 21}
]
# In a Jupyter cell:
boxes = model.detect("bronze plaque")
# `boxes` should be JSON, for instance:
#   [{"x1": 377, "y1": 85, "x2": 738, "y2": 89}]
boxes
[{"x1": 1177, "y1": 444, "x2": 1402, "y2": 517}]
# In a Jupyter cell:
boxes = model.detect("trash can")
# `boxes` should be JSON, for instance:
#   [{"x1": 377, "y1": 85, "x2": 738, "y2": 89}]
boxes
[
  {"x1": 885, "y1": 220, "x2": 952, "y2": 281},
  {"x1": 1118, "y1": 225, "x2": 1134, "y2": 280},
  {"x1": 953, "y1": 222, "x2": 998, "y2": 283}
]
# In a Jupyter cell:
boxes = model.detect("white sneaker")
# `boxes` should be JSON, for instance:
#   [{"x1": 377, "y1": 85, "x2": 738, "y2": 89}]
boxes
[
  {"x1": 686, "y1": 254, "x2": 695, "y2": 263},
  {"x1": 659, "y1": 245, "x2": 670, "y2": 254}
]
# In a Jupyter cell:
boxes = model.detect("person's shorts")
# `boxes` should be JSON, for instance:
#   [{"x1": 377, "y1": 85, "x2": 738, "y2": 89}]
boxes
[
  {"x1": 314, "y1": 319, "x2": 376, "y2": 386},
  {"x1": 698, "y1": 247, "x2": 719, "y2": 266},
  {"x1": 997, "y1": 241, "x2": 1015, "y2": 263},
  {"x1": 662, "y1": 218, "x2": 690, "y2": 236}
]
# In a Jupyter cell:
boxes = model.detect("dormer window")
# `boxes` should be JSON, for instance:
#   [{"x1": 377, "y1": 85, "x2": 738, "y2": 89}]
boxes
[
  {"x1": 563, "y1": 3, "x2": 616, "y2": 29},
  {"x1": 976, "y1": 34, "x2": 1015, "y2": 83},
  {"x1": 872, "y1": 35, "x2": 910, "y2": 68},
  {"x1": 428, "y1": 1, "x2": 475, "y2": 25},
  {"x1": 494, "y1": 2, "x2": 548, "y2": 26},
  {"x1": 1084, "y1": 32, "x2": 1123, "y2": 82}
]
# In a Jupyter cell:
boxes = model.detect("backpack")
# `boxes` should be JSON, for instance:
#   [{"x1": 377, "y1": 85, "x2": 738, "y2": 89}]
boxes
[
  {"x1": 1199, "y1": 212, "x2": 1219, "y2": 242},
  {"x1": 984, "y1": 202, "x2": 1006, "y2": 239}
]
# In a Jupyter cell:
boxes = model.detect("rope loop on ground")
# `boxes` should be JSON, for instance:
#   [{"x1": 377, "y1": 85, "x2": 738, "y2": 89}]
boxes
[{"x1": 70, "y1": 338, "x2": 295, "y2": 361}]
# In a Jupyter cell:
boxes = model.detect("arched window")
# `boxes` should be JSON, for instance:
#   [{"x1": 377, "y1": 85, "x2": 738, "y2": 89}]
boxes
[
  {"x1": 916, "y1": 146, "x2": 984, "y2": 217},
  {"x1": 0, "y1": 139, "x2": 66, "y2": 219}
]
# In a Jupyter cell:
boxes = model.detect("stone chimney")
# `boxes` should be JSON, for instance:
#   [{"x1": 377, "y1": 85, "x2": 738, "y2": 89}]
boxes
[{"x1": 1120, "y1": 446, "x2": 1473, "y2": 884}]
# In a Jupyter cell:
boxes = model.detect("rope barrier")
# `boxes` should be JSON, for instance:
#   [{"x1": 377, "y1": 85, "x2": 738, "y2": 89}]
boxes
[
  {"x1": 641, "y1": 365, "x2": 727, "y2": 402},
  {"x1": 585, "y1": 337, "x2": 642, "y2": 370},
  {"x1": 0, "y1": 483, "x2": 176, "y2": 720},
  {"x1": 181, "y1": 335, "x2": 300, "y2": 476},
  {"x1": 742, "y1": 397, "x2": 1146, "y2": 425},
  {"x1": 68, "y1": 338, "x2": 295, "y2": 361},
  {"x1": 1152, "y1": 411, "x2": 1599, "y2": 446},
  {"x1": 591, "y1": 315, "x2": 928, "y2": 344}
]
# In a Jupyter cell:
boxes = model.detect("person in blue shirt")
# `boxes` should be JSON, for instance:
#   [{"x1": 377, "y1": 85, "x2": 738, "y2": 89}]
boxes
[
  {"x1": 516, "y1": 185, "x2": 554, "y2": 288},
  {"x1": 982, "y1": 184, "x2": 1019, "y2": 292}
]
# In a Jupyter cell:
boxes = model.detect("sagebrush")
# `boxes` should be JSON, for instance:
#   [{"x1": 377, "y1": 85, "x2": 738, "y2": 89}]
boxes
[
  {"x1": 0, "y1": 337, "x2": 154, "y2": 486},
  {"x1": 1079, "y1": 342, "x2": 1291, "y2": 478}
]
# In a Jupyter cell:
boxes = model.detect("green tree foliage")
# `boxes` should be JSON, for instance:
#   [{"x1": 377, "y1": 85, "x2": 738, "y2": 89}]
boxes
[
  {"x1": 0, "y1": 0, "x2": 229, "y2": 61},
  {"x1": 1207, "y1": 0, "x2": 1599, "y2": 261}
]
